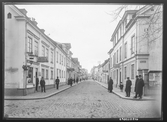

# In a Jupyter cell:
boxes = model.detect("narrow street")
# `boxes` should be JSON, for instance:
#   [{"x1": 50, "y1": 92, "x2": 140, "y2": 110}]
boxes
[{"x1": 4, "y1": 80, "x2": 160, "y2": 118}]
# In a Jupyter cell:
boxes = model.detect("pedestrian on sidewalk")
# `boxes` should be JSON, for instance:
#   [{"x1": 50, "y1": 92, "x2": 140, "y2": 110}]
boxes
[
  {"x1": 76, "y1": 77, "x2": 79, "y2": 83},
  {"x1": 137, "y1": 75, "x2": 145, "y2": 99},
  {"x1": 119, "y1": 82, "x2": 124, "y2": 92},
  {"x1": 36, "y1": 76, "x2": 39, "y2": 92},
  {"x1": 40, "y1": 77, "x2": 46, "y2": 93},
  {"x1": 69, "y1": 77, "x2": 73, "y2": 86},
  {"x1": 108, "y1": 77, "x2": 113, "y2": 93},
  {"x1": 125, "y1": 77, "x2": 132, "y2": 97},
  {"x1": 134, "y1": 75, "x2": 139, "y2": 98},
  {"x1": 55, "y1": 76, "x2": 60, "y2": 90}
]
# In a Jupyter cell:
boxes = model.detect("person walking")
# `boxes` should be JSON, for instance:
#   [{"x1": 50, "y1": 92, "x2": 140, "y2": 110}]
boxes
[
  {"x1": 119, "y1": 82, "x2": 124, "y2": 92},
  {"x1": 125, "y1": 77, "x2": 132, "y2": 97},
  {"x1": 137, "y1": 75, "x2": 145, "y2": 99},
  {"x1": 35, "y1": 76, "x2": 39, "y2": 92},
  {"x1": 40, "y1": 77, "x2": 46, "y2": 93},
  {"x1": 55, "y1": 76, "x2": 60, "y2": 90},
  {"x1": 134, "y1": 75, "x2": 139, "y2": 98},
  {"x1": 108, "y1": 77, "x2": 113, "y2": 93}
]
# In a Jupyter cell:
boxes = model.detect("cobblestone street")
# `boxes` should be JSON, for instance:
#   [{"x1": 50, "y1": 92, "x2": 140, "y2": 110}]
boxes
[{"x1": 4, "y1": 80, "x2": 161, "y2": 119}]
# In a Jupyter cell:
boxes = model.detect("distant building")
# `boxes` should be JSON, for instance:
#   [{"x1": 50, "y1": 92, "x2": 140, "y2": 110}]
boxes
[{"x1": 101, "y1": 58, "x2": 110, "y2": 84}]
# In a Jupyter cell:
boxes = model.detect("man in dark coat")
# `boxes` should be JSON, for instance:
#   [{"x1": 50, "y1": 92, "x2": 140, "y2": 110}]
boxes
[
  {"x1": 40, "y1": 77, "x2": 46, "y2": 93},
  {"x1": 55, "y1": 76, "x2": 60, "y2": 90},
  {"x1": 36, "y1": 77, "x2": 39, "y2": 92},
  {"x1": 134, "y1": 75, "x2": 139, "y2": 98},
  {"x1": 69, "y1": 77, "x2": 73, "y2": 86},
  {"x1": 137, "y1": 75, "x2": 145, "y2": 99},
  {"x1": 125, "y1": 77, "x2": 132, "y2": 97},
  {"x1": 108, "y1": 77, "x2": 113, "y2": 93},
  {"x1": 76, "y1": 77, "x2": 79, "y2": 83}
]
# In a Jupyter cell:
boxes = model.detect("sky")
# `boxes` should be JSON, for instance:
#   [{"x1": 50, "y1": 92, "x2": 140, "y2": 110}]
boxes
[{"x1": 16, "y1": 3, "x2": 142, "y2": 73}]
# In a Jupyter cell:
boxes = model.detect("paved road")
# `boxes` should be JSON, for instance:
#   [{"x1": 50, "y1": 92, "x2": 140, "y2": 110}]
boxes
[{"x1": 4, "y1": 80, "x2": 161, "y2": 118}]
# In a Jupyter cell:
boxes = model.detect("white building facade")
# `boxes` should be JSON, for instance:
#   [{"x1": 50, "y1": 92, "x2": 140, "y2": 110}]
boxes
[
  {"x1": 108, "y1": 5, "x2": 162, "y2": 95},
  {"x1": 5, "y1": 5, "x2": 56, "y2": 95}
]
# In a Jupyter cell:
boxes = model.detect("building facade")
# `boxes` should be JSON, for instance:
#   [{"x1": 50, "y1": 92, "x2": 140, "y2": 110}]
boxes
[
  {"x1": 101, "y1": 59, "x2": 109, "y2": 84},
  {"x1": 5, "y1": 5, "x2": 56, "y2": 96},
  {"x1": 108, "y1": 5, "x2": 162, "y2": 95}
]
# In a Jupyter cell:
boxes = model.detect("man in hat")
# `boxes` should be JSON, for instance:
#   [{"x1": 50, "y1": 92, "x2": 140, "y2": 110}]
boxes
[
  {"x1": 125, "y1": 77, "x2": 132, "y2": 97},
  {"x1": 134, "y1": 75, "x2": 139, "y2": 98},
  {"x1": 137, "y1": 75, "x2": 145, "y2": 99}
]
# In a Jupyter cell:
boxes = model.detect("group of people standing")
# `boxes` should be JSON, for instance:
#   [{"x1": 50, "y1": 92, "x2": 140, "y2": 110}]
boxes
[
  {"x1": 107, "y1": 75, "x2": 145, "y2": 99},
  {"x1": 35, "y1": 76, "x2": 46, "y2": 93},
  {"x1": 125, "y1": 75, "x2": 145, "y2": 99},
  {"x1": 35, "y1": 76, "x2": 60, "y2": 93}
]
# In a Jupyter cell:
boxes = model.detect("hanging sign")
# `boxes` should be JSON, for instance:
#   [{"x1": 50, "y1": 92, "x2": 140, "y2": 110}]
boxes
[{"x1": 37, "y1": 57, "x2": 48, "y2": 62}]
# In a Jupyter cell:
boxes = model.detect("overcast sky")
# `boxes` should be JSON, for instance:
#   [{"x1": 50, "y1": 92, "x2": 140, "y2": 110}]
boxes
[{"x1": 16, "y1": 3, "x2": 142, "y2": 73}]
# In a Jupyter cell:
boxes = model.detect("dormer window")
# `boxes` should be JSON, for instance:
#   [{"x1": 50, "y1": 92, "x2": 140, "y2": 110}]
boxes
[{"x1": 7, "y1": 13, "x2": 12, "y2": 19}]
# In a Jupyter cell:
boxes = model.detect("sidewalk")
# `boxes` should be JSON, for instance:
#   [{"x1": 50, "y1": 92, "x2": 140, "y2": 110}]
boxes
[
  {"x1": 4, "y1": 82, "x2": 82, "y2": 100},
  {"x1": 95, "y1": 80, "x2": 155, "y2": 101}
]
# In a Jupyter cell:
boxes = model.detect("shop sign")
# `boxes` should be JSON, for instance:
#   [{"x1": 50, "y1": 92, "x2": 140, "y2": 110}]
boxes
[{"x1": 37, "y1": 57, "x2": 48, "y2": 62}]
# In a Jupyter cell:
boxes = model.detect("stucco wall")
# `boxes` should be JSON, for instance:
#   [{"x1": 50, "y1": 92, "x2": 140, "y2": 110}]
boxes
[{"x1": 5, "y1": 5, "x2": 26, "y2": 89}]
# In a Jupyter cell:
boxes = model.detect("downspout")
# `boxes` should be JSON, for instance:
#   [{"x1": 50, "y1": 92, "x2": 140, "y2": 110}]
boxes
[{"x1": 24, "y1": 19, "x2": 28, "y2": 96}]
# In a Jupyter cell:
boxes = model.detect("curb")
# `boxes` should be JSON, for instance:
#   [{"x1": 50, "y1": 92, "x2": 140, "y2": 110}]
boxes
[
  {"x1": 95, "y1": 81, "x2": 155, "y2": 101},
  {"x1": 5, "y1": 82, "x2": 82, "y2": 100}
]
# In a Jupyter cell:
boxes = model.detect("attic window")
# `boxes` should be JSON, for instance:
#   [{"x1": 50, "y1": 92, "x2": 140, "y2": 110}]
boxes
[{"x1": 7, "y1": 13, "x2": 12, "y2": 19}]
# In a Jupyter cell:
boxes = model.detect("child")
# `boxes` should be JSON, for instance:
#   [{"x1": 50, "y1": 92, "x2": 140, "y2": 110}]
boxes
[{"x1": 119, "y1": 82, "x2": 124, "y2": 92}]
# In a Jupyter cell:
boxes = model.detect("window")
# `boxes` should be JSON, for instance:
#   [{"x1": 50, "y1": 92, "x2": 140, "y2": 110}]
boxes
[
  {"x1": 42, "y1": 45, "x2": 45, "y2": 56},
  {"x1": 51, "y1": 52, "x2": 53, "y2": 63},
  {"x1": 7, "y1": 13, "x2": 12, "y2": 19},
  {"x1": 46, "y1": 69, "x2": 48, "y2": 79},
  {"x1": 62, "y1": 55, "x2": 63, "y2": 65},
  {"x1": 124, "y1": 67, "x2": 127, "y2": 79},
  {"x1": 117, "y1": 50, "x2": 118, "y2": 63},
  {"x1": 125, "y1": 42, "x2": 127, "y2": 58},
  {"x1": 46, "y1": 48, "x2": 49, "y2": 58},
  {"x1": 59, "y1": 54, "x2": 61, "y2": 64},
  {"x1": 120, "y1": 25, "x2": 122, "y2": 37},
  {"x1": 131, "y1": 64, "x2": 134, "y2": 79},
  {"x1": 131, "y1": 35, "x2": 135, "y2": 54},
  {"x1": 110, "y1": 57, "x2": 112, "y2": 68},
  {"x1": 42, "y1": 69, "x2": 45, "y2": 78},
  {"x1": 57, "y1": 52, "x2": 58, "y2": 63},
  {"x1": 60, "y1": 70, "x2": 61, "y2": 78},
  {"x1": 51, "y1": 70, "x2": 53, "y2": 79},
  {"x1": 62, "y1": 70, "x2": 63, "y2": 78},
  {"x1": 115, "y1": 34, "x2": 117, "y2": 43},
  {"x1": 120, "y1": 47, "x2": 122, "y2": 61},
  {"x1": 34, "y1": 41, "x2": 38, "y2": 56},
  {"x1": 27, "y1": 37, "x2": 33, "y2": 53},
  {"x1": 57, "y1": 69, "x2": 59, "y2": 77},
  {"x1": 64, "y1": 57, "x2": 66, "y2": 66},
  {"x1": 118, "y1": 28, "x2": 120, "y2": 40}
]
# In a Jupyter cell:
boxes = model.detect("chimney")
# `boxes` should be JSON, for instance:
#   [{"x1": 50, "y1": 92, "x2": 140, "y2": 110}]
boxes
[
  {"x1": 19, "y1": 9, "x2": 27, "y2": 15},
  {"x1": 31, "y1": 18, "x2": 38, "y2": 26},
  {"x1": 40, "y1": 29, "x2": 45, "y2": 33}
]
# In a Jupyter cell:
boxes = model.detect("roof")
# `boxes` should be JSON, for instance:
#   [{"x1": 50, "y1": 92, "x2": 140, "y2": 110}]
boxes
[{"x1": 110, "y1": 10, "x2": 138, "y2": 42}]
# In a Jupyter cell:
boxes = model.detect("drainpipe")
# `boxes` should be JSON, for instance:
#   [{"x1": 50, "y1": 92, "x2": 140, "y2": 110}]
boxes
[{"x1": 24, "y1": 19, "x2": 28, "y2": 96}]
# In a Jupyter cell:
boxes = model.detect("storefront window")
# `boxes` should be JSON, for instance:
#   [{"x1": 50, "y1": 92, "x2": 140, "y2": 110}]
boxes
[{"x1": 27, "y1": 67, "x2": 33, "y2": 84}]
